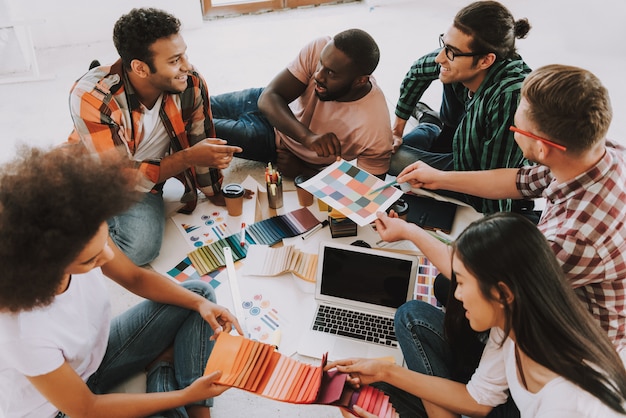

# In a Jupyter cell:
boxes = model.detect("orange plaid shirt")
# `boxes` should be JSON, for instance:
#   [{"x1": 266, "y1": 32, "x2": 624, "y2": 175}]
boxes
[{"x1": 68, "y1": 60, "x2": 222, "y2": 213}]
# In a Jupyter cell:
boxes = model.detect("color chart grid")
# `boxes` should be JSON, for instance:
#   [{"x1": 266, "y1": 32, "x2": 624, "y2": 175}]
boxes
[
  {"x1": 300, "y1": 160, "x2": 403, "y2": 226},
  {"x1": 414, "y1": 255, "x2": 442, "y2": 307}
]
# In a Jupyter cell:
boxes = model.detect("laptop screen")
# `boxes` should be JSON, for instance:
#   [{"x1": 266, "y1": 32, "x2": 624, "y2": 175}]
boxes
[{"x1": 317, "y1": 243, "x2": 417, "y2": 309}]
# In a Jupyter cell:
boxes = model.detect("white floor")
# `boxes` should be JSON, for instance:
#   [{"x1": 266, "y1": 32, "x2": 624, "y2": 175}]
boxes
[{"x1": 2, "y1": 1, "x2": 626, "y2": 416}]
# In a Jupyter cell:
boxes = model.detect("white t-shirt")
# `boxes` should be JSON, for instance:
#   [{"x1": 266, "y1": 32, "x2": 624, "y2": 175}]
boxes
[
  {"x1": 0, "y1": 269, "x2": 111, "y2": 418},
  {"x1": 133, "y1": 94, "x2": 171, "y2": 162},
  {"x1": 276, "y1": 36, "x2": 393, "y2": 176},
  {"x1": 467, "y1": 328, "x2": 625, "y2": 417}
]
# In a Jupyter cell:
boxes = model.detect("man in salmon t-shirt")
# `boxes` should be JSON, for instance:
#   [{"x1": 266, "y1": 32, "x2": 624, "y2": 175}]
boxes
[{"x1": 210, "y1": 29, "x2": 393, "y2": 178}]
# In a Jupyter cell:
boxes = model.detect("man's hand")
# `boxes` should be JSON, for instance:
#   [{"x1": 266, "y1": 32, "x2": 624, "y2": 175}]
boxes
[
  {"x1": 303, "y1": 132, "x2": 341, "y2": 158},
  {"x1": 396, "y1": 161, "x2": 442, "y2": 190},
  {"x1": 392, "y1": 133, "x2": 403, "y2": 154},
  {"x1": 187, "y1": 139, "x2": 243, "y2": 169}
]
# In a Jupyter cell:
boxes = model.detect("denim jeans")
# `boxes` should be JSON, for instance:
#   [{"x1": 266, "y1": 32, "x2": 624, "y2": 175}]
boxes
[
  {"x1": 107, "y1": 190, "x2": 164, "y2": 266},
  {"x1": 86, "y1": 280, "x2": 217, "y2": 418},
  {"x1": 376, "y1": 300, "x2": 519, "y2": 418},
  {"x1": 391, "y1": 84, "x2": 466, "y2": 176},
  {"x1": 210, "y1": 87, "x2": 277, "y2": 162}
]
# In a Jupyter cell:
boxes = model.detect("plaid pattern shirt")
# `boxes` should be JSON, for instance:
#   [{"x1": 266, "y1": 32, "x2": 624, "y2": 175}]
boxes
[
  {"x1": 396, "y1": 50, "x2": 531, "y2": 214},
  {"x1": 68, "y1": 60, "x2": 222, "y2": 213},
  {"x1": 517, "y1": 143, "x2": 626, "y2": 352}
]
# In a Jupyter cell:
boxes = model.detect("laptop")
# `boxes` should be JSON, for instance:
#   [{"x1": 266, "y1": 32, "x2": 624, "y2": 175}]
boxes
[{"x1": 297, "y1": 242, "x2": 418, "y2": 364}]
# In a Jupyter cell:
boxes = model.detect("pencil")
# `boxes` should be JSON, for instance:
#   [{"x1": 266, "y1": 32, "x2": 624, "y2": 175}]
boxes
[{"x1": 367, "y1": 180, "x2": 398, "y2": 195}]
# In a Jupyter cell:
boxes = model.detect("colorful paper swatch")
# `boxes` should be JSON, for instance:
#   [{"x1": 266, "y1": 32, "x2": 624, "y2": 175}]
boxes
[
  {"x1": 243, "y1": 245, "x2": 318, "y2": 282},
  {"x1": 414, "y1": 255, "x2": 441, "y2": 307},
  {"x1": 205, "y1": 333, "x2": 396, "y2": 416},
  {"x1": 188, "y1": 207, "x2": 320, "y2": 275},
  {"x1": 167, "y1": 256, "x2": 222, "y2": 289},
  {"x1": 299, "y1": 160, "x2": 403, "y2": 226}
]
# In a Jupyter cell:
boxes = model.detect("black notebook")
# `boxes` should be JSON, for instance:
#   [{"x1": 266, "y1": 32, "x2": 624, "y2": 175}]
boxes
[{"x1": 402, "y1": 193, "x2": 458, "y2": 234}]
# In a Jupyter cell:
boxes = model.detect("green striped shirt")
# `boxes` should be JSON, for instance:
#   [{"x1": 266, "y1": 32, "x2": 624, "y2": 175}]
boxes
[{"x1": 396, "y1": 50, "x2": 532, "y2": 214}]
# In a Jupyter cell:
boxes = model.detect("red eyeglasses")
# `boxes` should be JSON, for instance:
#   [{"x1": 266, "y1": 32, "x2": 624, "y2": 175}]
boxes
[{"x1": 509, "y1": 126, "x2": 567, "y2": 152}]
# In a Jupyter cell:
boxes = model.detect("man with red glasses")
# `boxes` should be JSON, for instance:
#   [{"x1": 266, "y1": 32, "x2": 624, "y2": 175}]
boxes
[
  {"x1": 383, "y1": 64, "x2": 626, "y2": 361},
  {"x1": 390, "y1": 1, "x2": 533, "y2": 217}
]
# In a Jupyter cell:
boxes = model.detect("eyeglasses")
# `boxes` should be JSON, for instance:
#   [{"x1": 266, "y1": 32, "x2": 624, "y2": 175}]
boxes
[
  {"x1": 438, "y1": 34, "x2": 487, "y2": 61},
  {"x1": 509, "y1": 126, "x2": 567, "y2": 152}
]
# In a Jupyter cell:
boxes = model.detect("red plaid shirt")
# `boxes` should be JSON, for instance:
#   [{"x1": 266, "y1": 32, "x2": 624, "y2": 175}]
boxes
[
  {"x1": 517, "y1": 142, "x2": 626, "y2": 353},
  {"x1": 68, "y1": 60, "x2": 222, "y2": 213}
]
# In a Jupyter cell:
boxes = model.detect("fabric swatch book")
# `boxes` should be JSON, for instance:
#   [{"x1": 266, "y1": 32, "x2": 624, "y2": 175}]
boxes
[
  {"x1": 204, "y1": 333, "x2": 396, "y2": 417},
  {"x1": 188, "y1": 207, "x2": 320, "y2": 275},
  {"x1": 299, "y1": 159, "x2": 404, "y2": 226}
]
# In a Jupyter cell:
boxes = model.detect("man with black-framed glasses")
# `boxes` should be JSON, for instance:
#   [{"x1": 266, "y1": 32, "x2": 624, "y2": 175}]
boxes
[{"x1": 390, "y1": 1, "x2": 533, "y2": 217}]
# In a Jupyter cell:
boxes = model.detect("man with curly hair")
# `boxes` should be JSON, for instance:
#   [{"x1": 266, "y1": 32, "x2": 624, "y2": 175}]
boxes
[
  {"x1": 0, "y1": 144, "x2": 241, "y2": 418},
  {"x1": 68, "y1": 8, "x2": 244, "y2": 266}
]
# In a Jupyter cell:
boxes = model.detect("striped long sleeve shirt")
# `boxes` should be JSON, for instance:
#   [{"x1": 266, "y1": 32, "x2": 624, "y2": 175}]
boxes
[{"x1": 396, "y1": 50, "x2": 531, "y2": 214}]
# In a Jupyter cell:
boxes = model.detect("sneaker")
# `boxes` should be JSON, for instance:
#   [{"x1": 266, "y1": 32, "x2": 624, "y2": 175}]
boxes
[{"x1": 412, "y1": 102, "x2": 442, "y2": 128}]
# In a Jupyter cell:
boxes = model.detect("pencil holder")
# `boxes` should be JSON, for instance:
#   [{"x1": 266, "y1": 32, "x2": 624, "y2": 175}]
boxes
[{"x1": 267, "y1": 181, "x2": 283, "y2": 209}]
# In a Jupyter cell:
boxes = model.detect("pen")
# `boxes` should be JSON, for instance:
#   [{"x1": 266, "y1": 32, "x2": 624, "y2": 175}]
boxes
[
  {"x1": 301, "y1": 220, "x2": 329, "y2": 240},
  {"x1": 368, "y1": 180, "x2": 398, "y2": 195},
  {"x1": 240, "y1": 222, "x2": 246, "y2": 247}
]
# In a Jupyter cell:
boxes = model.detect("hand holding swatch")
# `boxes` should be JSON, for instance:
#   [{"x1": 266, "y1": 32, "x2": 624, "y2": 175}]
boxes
[{"x1": 204, "y1": 333, "x2": 396, "y2": 416}]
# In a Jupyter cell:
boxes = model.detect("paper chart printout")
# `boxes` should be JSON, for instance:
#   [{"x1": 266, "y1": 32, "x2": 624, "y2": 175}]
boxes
[
  {"x1": 204, "y1": 333, "x2": 396, "y2": 416},
  {"x1": 300, "y1": 160, "x2": 404, "y2": 226},
  {"x1": 171, "y1": 202, "x2": 235, "y2": 250},
  {"x1": 414, "y1": 255, "x2": 441, "y2": 307},
  {"x1": 240, "y1": 293, "x2": 287, "y2": 344}
]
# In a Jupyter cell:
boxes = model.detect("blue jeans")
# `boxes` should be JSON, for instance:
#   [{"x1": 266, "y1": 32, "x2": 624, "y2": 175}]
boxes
[
  {"x1": 391, "y1": 84, "x2": 466, "y2": 176},
  {"x1": 108, "y1": 191, "x2": 164, "y2": 266},
  {"x1": 86, "y1": 280, "x2": 217, "y2": 418},
  {"x1": 376, "y1": 300, "x2": 518, "y2": 418},
  {"x1": 210, "y1": 87, "x2": 276, "y2": 162}
]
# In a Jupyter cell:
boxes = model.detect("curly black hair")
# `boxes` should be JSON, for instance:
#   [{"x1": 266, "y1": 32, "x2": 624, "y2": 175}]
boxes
[
  {"x1": 113, "y1": 8, "x2": 181, "y2": 72},
  {"x1": 0, "y1": 144, "x2": 140, "y2": 312}
]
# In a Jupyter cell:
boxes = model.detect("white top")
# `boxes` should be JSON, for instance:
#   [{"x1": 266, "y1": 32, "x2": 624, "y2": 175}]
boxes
[
  {"x1": 0, "y1": 269, "x2": 111, "y2": 418},
  {"x1": 134, "y1": 94, "x2": 170, "y2": 161},
  {"x1": 467, "y1": 328, "x2": 625, "y2": 417}
]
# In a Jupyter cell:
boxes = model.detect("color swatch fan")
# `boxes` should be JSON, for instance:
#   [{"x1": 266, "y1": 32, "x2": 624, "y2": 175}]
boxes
[
  {"x1": 205, "y1": 333, "x2": 396, "y2": 416},
  {"x1": 299, "y1": 160, "x2": 403, "y2": 226}
]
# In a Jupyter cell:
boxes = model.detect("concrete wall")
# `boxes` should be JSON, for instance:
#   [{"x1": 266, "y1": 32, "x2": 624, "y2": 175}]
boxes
[{"x1": 2, "y1": 0, "x2": 204, "y2": 49}]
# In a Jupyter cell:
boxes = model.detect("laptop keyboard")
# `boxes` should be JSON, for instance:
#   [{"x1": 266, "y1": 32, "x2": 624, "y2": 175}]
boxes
[{"x1": 312, "y1": 304, "x2": 398, "y2": 347}]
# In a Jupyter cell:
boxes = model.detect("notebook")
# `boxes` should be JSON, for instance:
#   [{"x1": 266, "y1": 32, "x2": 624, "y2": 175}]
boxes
[{"x1": 297, "y1": 242, "x2": 418, "y2": 364}]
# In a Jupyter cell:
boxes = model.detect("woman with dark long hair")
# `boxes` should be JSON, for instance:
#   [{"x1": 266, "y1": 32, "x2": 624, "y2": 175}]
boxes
[{"x1": 330, "y1": 213, "x2": 626, "y2": 417}]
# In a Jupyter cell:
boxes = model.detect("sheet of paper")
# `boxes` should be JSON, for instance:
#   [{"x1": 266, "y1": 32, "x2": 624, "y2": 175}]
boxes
[{"x1": 300, "y1": 160, "x2": 403, "y2": 226}]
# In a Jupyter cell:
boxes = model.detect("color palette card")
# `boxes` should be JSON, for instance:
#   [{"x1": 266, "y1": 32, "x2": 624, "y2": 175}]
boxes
[
  {"x1": 414, "y1": 255, "x2": 441, "y2": 307},
  {"x1": 243, "y1": 245, "x2": 318, "y2": 282},
  {"x1": 187, "y1": 207, "x2": 320, "y2": 275},
  {"x1": 246, "y1": 207, "x2": 320, "y2": 246},
  {"x1": 205, "y1": 333, "x2": 396, "y2": 416},
  {"x1": 299, "y1": 160, "x2": 403, "y2": 226}
]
